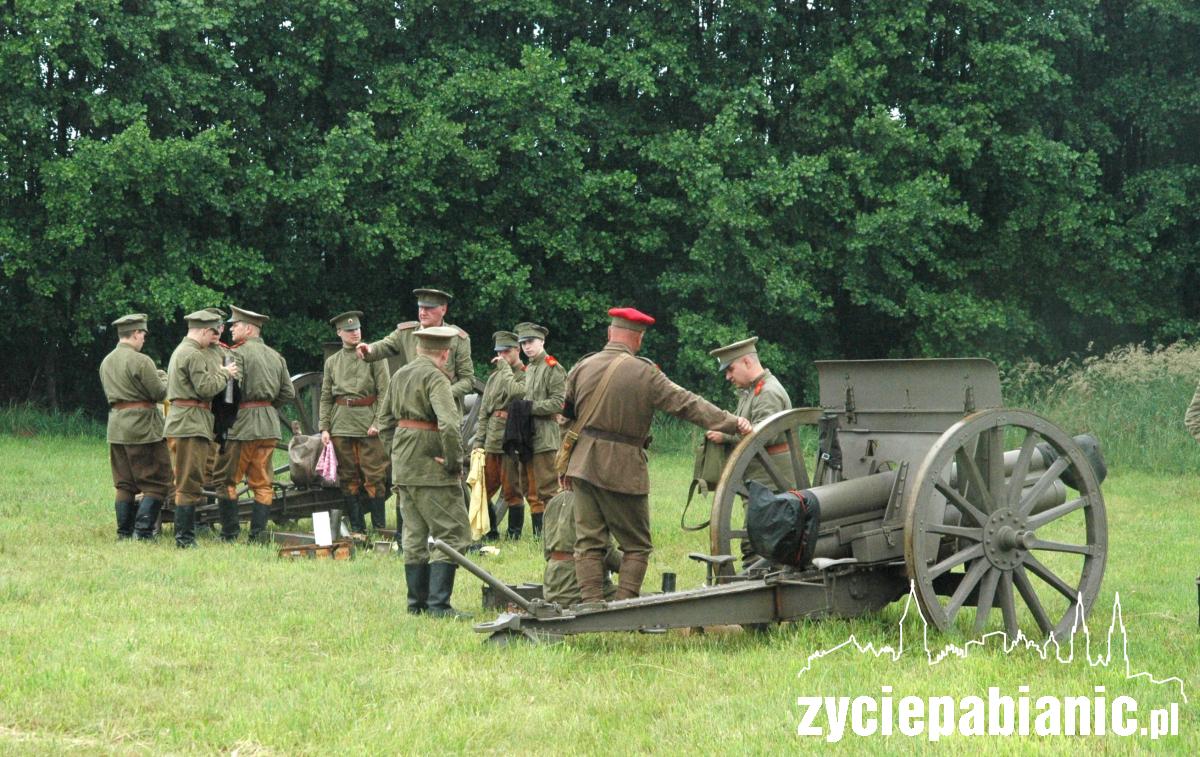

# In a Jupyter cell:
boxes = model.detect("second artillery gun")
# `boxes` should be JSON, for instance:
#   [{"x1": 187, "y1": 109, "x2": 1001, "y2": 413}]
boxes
[{"x1": 442, "y1": 358, "x2": 1109, "y2": 644}]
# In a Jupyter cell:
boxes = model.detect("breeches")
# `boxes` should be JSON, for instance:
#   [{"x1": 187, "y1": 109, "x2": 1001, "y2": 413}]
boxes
[
  {"x1": 571, "y1": 478, "x2": 652, "y2": 558},
  {"x1": 484, "y1": 452, "x2": 523, "y2": 505},
  {"x1": 109, "y1": 441, "x2": 172, "y2": 502},
  {"x1": 395, "y1": 484, "x2": 472, "y2": 565},
  {"x1": 332, "y1": 435, "x2": 389, "y2": 498},
  {"x1": 168, "y1": 436, "x2": 211, "y2": 507},
  {"x1": 521, "y1": 451, "x2": 559, "y2": 513},
  {"x1": 222, "y1": 439, "x2": 277, "y2": 504}
]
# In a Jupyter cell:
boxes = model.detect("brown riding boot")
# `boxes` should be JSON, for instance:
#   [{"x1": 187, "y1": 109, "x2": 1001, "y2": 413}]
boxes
[
  {"x1": 614, "y1": 554, "x2": 649, "y2": 600},
  {"x1": 574, "y1": 551, "x2": 607, "y2": 604}
]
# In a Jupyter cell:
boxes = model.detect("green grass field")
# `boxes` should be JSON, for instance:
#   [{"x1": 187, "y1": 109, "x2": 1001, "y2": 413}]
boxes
[
  {"x1": 0, "y1": 432, "x2": 1196, "y2": 754},
  {"x1": 3, "y1": 345, "x2": 1200, "y2": 753}
]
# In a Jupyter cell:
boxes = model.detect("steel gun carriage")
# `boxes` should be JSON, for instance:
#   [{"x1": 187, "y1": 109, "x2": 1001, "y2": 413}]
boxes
[{"x1": 443, "y1": 358, "x2": 1108, "y2": 644}]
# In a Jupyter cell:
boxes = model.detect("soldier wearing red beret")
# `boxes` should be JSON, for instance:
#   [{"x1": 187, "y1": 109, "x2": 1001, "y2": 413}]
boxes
[{"x1": 562, "y1": 307, "x2": 751, "y2": 602}]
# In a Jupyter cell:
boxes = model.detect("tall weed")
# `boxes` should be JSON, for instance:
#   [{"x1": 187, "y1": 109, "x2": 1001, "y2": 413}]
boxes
[
  {"x1": 0, "y1": 402, "x2": 105, "y2": 438},
  {"x1": 1003, "y1": 342, "x2": 1200, "y2": 475}
]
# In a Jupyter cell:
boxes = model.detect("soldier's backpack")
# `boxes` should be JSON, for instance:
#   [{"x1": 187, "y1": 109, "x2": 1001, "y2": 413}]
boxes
[
  {"x1": 680, "y1": 437, "x2": 730, "y2": 531},
  {"x1": 745, "y1": 480, "x2": 821, "y2": 568}
]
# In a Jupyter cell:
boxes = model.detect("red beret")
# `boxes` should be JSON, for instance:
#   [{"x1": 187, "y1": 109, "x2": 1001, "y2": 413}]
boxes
[{"x1": 608, "y1": 307, "x2": 655, "y2": 332}]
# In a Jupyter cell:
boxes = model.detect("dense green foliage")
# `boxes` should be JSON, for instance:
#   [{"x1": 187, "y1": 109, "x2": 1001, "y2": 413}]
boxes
[{"x1": 2, "y1": 1, "x2": 1198, "y2": 411}]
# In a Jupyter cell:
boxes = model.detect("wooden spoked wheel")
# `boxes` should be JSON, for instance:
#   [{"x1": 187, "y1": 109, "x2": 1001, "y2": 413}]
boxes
[
  {"x1": 708, "y1": 408, "x2": 824, "y2": 565},
  {"x1": 903, "y1": 409, "x2": 1107, "y2": 639}
]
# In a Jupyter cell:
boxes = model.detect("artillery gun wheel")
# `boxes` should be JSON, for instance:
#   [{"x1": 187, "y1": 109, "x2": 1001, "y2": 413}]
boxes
[
  {"x1": 709, "y1": 408, "x2": 824, "y2": 567},
  {"x1": 904, "y1": 409, "x2": 1107, "y2": 639}
]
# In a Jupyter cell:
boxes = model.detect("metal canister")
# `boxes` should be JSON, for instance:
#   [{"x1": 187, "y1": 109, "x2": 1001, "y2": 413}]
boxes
[{"x1": 661, "y1": 572, "x2": 677, "y2": 593}]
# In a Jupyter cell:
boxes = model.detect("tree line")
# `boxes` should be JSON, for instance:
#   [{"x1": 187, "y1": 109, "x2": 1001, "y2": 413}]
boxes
[{"x1": 2, "y1": 0, "x2": 1197, "y2": 412}]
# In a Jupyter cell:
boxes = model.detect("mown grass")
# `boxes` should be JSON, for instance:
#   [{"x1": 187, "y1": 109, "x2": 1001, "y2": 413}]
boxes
[
  {"x1": 2, "y1": 345, "x2": 1199, "y2": 753},
  {"x1": 0, "y1": 433, "x2": 1196, "y2": 754}
]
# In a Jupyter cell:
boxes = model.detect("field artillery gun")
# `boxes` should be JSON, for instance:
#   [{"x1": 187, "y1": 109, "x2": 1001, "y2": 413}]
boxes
[{"x1": 445, "y1": 358, "x2": 1109, "y2": 644}]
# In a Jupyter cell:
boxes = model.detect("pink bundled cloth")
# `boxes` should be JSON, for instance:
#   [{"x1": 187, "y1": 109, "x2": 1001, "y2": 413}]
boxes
[{"x1": 315, "y1": 441, "x2": 338, "y2": 484}]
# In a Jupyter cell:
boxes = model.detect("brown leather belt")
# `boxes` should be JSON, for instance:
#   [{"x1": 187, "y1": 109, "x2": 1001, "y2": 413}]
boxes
[
  {"x1": 765, "y1": 442, "x2": 789, "y2": 455},
  {"x1": 335, "y1": 395, "x2": 376, "y2": 407},
  {"x1": 172, "y1": 399, "x2": 211, "y2": 410},
  {"x1": 492, "y1": 410, "x2": 508, "y2": 419},
  {"x1": 239, "y1": 401, "x2": 273, "y2": 409},
  {"x1": 395, "y1": 419, "x2": 438, "y2": 431},
  {"x1": 111, "y1": 401, "x2": 154, "y2": 411},
  {"x1": 549, "y1": 551, "x2": 574, "y2": 562},
  {"x1": 582, "y1": 426, "x2": 644, "y2": 447}
]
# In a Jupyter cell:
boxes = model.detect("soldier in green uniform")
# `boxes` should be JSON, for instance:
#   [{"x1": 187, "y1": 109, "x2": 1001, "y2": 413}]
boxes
[
  {"x1": 357, "y1": 288, "x2": 473, "y2": 529},
  {"x1": 707, "y1": 337, "x2": 794, "y2": 567},
  {"x1": 564, "y1": 307, "x2": 750, "y2": 602},
  {"x1": 98, "y1": 314, "x2": 172, "y2": 540},
  {"x1": 514, "y1": 322, "x2": 566, "y2": 537},
  {"x1": 377, "y1": 326, "x2": 472, "y2": 618},
  {"x1": 220, "y1": 306, "x2": 296, "y2": 543},
  {"x1": 468, "y1": 330, "x2": 526, "y2": 540},
  {"x1": 541, "y1": 490, "x2": 620, "y2": 606},
  {"x1": 164, "y1": 310, "x2": 239, "y2": 548},
  {"x1": 320, "y1": 311, "x2": 390, "y2": 535}
]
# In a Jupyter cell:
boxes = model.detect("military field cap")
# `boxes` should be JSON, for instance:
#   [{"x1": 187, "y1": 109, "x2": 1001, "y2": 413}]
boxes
[
  {"x1": 515, "y1": 322, "x2": 549, "y2": 342},
  {"x1": 330, "y1": 311, "x2": 363, "y2": 331},
  {"x1": 413, "y1": 288, "x2": 452, "y2": 307},
  {"x1": 709, "y1": 336, "x2": 759, "y2": 372},
  {"x1": 228, "y1": 305, "x2": 269, "y2": 328},
  {"x1": 608, "y1": 307, "x2": 655, "y2": 332},
  {"x1": 493, "y1": 330, "x2": 519, "y2": 351},
  {"x1": 112, "y1": 313, "x2": 149, "y2": 336},
  {"x1": 204, "y1": 306, "x2": 228, "y2": 319},
  {"x1": 415, "y1": 325, "x2": 458, "y2": 351},
  {"x1": 185, "y1": 309, "x2": 223, "y2": 330}
]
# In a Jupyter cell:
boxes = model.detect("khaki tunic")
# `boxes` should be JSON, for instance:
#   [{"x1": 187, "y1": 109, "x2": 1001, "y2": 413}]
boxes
[
  {"x1": 164, "y1": 337, "x2": 228, "y2": 440},
  {"x1": 718, "y1": 369, "x2": 793, "y2": 487},
  {"x1": 377, "y1": 356, "x2": 464, "y2": 486},
  {"x1": 365, "y1": 321, "x2": 475, "y2": 401},
  {"x1": 319, "y1": 346, "x2": 389, "y2": 436},
  {"x1": 99, "y1": 343, "x2": 168, "y2": 444},
  {"x1": 564, "y1": 342, "x2": 741, "y2": 495},
  {"x1": 228, "y1": 337, "x2": 295, "y2": 441},
  {"x1": 524, "y1": 351, "x2": 567, "y2": 453},
  {"x1": 469, "y1": 360, "x2": 524, "y2": 452}
]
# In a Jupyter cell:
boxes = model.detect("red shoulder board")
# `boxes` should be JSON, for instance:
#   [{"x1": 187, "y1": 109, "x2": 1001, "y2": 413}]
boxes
[
  {"x1": 455, "y1": 326, "x2": 468, "y2": 338},
  {"x1": 754, "y1": 379, "x2": 765, "y2": 396},
  {"x1": 545, "y1": 355, "x2": 558, "y2": 367},
  {"x1": 397, "y1": 321, "x2": 419, "y2": 330}
]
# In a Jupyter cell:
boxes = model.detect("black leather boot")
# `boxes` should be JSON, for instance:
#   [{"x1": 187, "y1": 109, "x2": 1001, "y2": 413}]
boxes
[
  {"x1": 115, "y1": 501, "x2": 137, "y2": 540},
  {"x1": 427, "y1": 563, "x2": 471, "y2": 619},
  {"x1": 506, "y1": 505, "x2": 525, "y2": 540},
  {"x1": 217, "y1": 498, "x2": 240, "y2": 542},
  {"x1": 530, "y1": 511, "x2": 544, "y2": 537},
  {"x1": 405, "y1": 563, "x2": 430, "y2": 615},
  {"x1": 174, "y1": 505, "x2": 197, "y2": 549},
  {"x1": 369, "y1": 497, "x2": 387, "y2": 531},
  {"x1": 248, "y1": 503, "x2": 270, "y2": 543},
  {"x1": 133, "y1": 497, "x2": 163, "y2": 541},
  {"x1": 347, "y1": 493, "x2": 367, "y2": 535}
]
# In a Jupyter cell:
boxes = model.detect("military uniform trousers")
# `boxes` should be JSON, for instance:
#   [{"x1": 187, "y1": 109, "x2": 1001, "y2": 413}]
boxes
[
  {"x1": 331, "y1": 436, "x2": 389, "y2": 498},
  {"x1": 521, "y1": 450, "x2": 559, "y2": 514},
  {"x1": 222, "y1": 439, "x2": 278, "y2": 505},
  {"x1": 484, "y1": 452, "x2": 524, "y2": 506},
  {"x1": 395, "y1": 484, "x2": 472, "y2": 565},
  {"x1": 168, "y1": 436, "x2": 212, "y2": 507},
  {"x1": 572, "y1": 477, "x2": 653, "y2": 601},
  {"x1": 109, "y1": 441, "x2": 172, "y2": 503}
]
